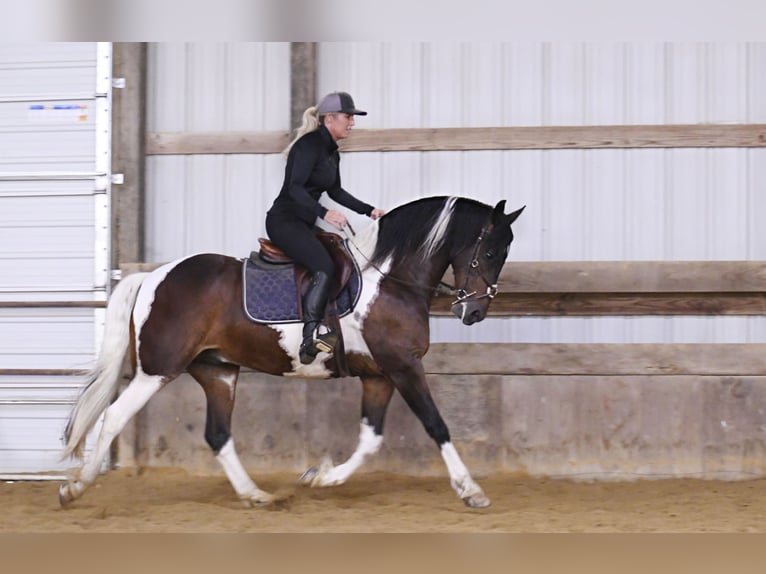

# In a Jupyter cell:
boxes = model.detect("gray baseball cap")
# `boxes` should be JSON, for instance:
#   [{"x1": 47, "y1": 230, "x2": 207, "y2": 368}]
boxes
[{"x1": 316, "y1": 91, "x2": 367, "y2": 116}]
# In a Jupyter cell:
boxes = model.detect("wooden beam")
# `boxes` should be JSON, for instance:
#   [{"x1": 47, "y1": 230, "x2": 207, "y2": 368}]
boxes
[
  {"x1": 111, "y1": 43, "x2": 147, "y2": 268},
  {"x1": 496, "y1": 261, "x2": 766, "y2": 293},
  {"x1": 422, "y1": 343, "x2": 766, "y2": 376},
  {"x1": 145, "y1": 124, "x2": 766, "y2": 155},
  {"x1": 340, "y1": 124, "x2": 766, "y2": 151},
  {"x1": 146, "y1": 131, "x2": 289, "y2": 155},
  {"x1": 124, "y1": 260, "x2": 766, "y2": 316},
  {"x1": 290, "y1": 42, "x2": 316, "y2": 133},
  {"x1": 430, "y1": 292, "x2": 766, "y2": 316}
]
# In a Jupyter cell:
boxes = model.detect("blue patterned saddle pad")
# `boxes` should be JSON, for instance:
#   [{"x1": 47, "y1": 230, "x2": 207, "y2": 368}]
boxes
[{"x1": 241, "y1": 242, "x2": 362, "y2": 324}]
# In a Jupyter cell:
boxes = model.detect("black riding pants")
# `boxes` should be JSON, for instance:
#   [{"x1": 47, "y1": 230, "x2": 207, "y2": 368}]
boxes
[{"x1": 265, "y1": 211, "x2": 335, "y2": 281}]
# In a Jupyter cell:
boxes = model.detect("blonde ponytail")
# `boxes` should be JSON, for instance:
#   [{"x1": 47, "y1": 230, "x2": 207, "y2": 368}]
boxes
[{"x1": 283, "y1": 106, "x2": 322, "y2": 156}]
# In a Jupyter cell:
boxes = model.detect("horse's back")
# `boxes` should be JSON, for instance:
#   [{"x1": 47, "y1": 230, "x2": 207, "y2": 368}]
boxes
[
  {"x1": 157, "y1": 252, "x2": 240, "y2": 286},
  {"x1": 134, "y1": 254, "x2": 246, "y2": 372}
]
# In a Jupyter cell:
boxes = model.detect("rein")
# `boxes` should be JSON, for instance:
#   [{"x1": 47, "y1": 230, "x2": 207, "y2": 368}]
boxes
[{"x1": 342, "y1": 218, "x2": 499, "y2": 306}]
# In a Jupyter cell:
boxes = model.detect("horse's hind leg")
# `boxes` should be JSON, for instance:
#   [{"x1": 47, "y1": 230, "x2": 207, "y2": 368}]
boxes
[
  {"x1": 187, "y1": 360, "x2": 275, "y2": 507},
  {"x1": 59, "y1": 371, "x2": 165, "y2": 505},
  {"x1": 301, "y1": 375, "x2": 393, "y2": 487}
]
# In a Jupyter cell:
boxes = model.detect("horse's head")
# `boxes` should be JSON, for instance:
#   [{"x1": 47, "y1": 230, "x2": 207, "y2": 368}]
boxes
[{"x1": 450, "y1": 200, "x2": 525, "y2": 325}]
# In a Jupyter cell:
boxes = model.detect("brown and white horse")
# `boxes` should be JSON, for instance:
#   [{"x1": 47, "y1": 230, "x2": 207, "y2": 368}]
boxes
[{"x1": 59, "y1": 196, "x2": 524, "y2": 509}]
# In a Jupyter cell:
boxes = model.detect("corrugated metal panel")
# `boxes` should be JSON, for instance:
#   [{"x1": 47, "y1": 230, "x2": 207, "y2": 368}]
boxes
[
  {"x1": 0, "y1": 42, "x2": 111, "y2": 475},
  {"x1": 145, "y1": 42, "x2": 766, "y2": 345},
  {"x1": 145, "y1": 42, "x2": 290, "y2": 262},
  {"x1": 316, "y1": 42, "x2": 766, "y2": 344}
]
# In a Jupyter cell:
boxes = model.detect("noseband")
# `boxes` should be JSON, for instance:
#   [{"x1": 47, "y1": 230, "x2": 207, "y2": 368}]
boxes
[{"x1": 443, "y1": 222, "x2": 499, "y2": 306}]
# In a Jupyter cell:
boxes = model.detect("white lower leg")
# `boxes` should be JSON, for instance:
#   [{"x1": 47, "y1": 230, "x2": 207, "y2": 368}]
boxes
[
  {"x1": 63, "y1": 375, "x2": 163, "y2": 503},
  {"x1": 440, "y1": 442, "x2": 484, "y2": 499},
  {"x1": 313, "y1": 420, "x2": 382, "y2": 486},
  {"x1": 216, "y1": 438, "x2": 273, "y2": 504}
]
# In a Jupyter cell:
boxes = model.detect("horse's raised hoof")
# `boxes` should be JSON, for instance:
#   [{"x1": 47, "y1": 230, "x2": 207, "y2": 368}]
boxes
[
  {"x1": 298, "y1": 455, "x2": 334, "y2": 487},
  {"x1": 298, "y1": 467, "x2": 319, "y2": 485},
  {"x1": 463, "y1": 492, "x2": 491, "y2": 508}
]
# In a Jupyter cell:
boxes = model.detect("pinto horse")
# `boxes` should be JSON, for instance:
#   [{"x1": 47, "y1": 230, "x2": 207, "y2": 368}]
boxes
[{"x1": 59, "y1": 196, "x2": 524, "y2": 509}]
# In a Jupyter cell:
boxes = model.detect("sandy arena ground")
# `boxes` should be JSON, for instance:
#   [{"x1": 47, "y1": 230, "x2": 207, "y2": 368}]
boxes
[{"x1": 1, "y1": 467, "x2": 766, "y2": 533}]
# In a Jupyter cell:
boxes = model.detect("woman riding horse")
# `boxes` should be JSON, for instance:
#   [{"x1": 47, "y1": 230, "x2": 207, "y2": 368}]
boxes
[
  {"x1": 59, "y1": 195, "x2": 525, "y2": 509},
  {"x1": 266, "y1": 91, "x2": 385, "y2": 364}
]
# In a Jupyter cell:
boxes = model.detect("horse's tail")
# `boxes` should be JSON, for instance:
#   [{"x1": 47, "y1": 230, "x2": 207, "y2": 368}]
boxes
[{"x1": 62, "y1": 271, "x2": 149, "y2": 459}]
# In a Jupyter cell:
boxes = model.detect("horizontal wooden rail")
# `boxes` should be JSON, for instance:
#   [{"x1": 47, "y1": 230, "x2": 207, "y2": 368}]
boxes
[
  {"x1": 495, "y1": 261, "x2": 766, "y2": 293},
  {"x1": 146, "y1": 131, "x2": 289, "y2": 155},
  {"x1": 145, "y1": 124, "x2": 766, "y2": 155},
  {"x1": 430, "y1": 292, "x2": 766, "y2": 316},
  {"x1": 422, "y1": 343, "x2": 766, "y2": 375},
  {"x1": 122, "y1": 260, "x2": 766, "y2": 317},
  {"x1": 341, "y1": 124, "x2": 766, "y2": 152}
]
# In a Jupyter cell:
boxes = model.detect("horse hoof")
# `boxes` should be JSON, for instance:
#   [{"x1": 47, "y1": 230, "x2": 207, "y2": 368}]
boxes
[
  {"x1": 298, "y1": 467, "x2": 319, "y2": 485},
  {"x1": 299, "y1": 455, "x2": 334, "y2": 487},
  {"x1": 240, "y1": 498, "x2": 272, "y2": 509},
  {"x1": 463, "y1": 492, "x2": 491, "y2": 508},
  {"x1": 240, "y1": 490, "x2": 276, "y2": 508},
  {"x1": 58, "y1": 484, "x2": 75, "y2": 507}
]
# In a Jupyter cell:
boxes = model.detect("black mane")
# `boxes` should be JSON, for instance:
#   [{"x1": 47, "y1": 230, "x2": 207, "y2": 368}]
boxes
[{"x1": 370, "y1": 196, "x2": 493, "y2": 267}]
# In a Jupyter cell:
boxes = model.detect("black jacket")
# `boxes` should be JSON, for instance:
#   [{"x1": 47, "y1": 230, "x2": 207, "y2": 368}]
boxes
[{"x1": 268, "y1": 125, "x2": 374, "y2": 225}]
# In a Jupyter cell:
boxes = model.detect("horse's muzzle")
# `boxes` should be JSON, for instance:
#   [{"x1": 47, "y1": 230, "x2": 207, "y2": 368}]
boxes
[{"x1": 451, "y1": 300, "x2": 487, "y2": 325}]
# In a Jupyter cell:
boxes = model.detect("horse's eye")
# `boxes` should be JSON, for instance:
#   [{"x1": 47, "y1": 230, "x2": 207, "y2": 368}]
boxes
[{"x1": 485, "y1": 250, "x2": 494, "y2": 259}]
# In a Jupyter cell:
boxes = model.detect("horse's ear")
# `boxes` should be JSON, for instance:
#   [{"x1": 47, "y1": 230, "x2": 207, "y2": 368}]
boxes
[
  {"x1": 492, "y1": 200, "x2": 507, "y2": 222},
  {"x1": 506, "y1": 205, "x2": 525, "y2": 225}
]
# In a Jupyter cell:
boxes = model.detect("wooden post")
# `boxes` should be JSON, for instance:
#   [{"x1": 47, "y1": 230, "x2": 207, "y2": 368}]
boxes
[
  {"x1": 290, "y1": 42, "x2": 317, "y2": 133},
  {"x1": 111, "y1": 42, "x2": 147, "y2": 270},
  {"x1": 110, "y1": 42, "x2": 147, "y2": 470}
]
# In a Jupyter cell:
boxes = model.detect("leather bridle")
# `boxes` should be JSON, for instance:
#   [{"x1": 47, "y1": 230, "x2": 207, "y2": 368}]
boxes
[
  {"x1": 343, "y1": 219, "x2": 501, "y2": 304},
  {"x1": 444, "y1": 222, "x2": 500, "y2": 306}
]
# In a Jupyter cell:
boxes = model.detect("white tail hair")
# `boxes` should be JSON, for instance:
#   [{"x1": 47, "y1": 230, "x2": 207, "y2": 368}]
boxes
[{"x1": 62, "y1": 272, "x2": 149, "y2": 458}]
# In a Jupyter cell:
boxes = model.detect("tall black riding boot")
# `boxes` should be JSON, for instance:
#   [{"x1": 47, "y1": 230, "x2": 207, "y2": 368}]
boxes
[{"x1": 299, "y1": 271, "x2": 338, "y2": 364}]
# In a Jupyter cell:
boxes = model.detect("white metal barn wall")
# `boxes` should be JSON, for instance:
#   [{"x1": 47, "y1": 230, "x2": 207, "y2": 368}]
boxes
[
  {"x1": 0, "y1": 42, "x2": 112, "y2": 476},
  {"x1": 317, "y1": 42, "x2": 766, "y2": 345},
  {"x1": 145, "y1": 43, "x2": 290, "y2": 262},
  {"x1": 144, "y1": 42, "x2": 766, "y2": 345}
]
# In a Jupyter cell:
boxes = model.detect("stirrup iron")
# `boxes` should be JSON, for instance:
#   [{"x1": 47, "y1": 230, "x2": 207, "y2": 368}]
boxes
[{"x1": 299, "y1": 325, "x2": 337, "y2": 364}]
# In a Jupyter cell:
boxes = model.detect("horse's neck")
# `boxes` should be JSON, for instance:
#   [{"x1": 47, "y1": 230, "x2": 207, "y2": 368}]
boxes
[
  {"x1": 350, "y1": 218, "x2": 449, "y2": 297},
  {"x1": 388, "y1": 253, "x2": 451, "y2": 300}
]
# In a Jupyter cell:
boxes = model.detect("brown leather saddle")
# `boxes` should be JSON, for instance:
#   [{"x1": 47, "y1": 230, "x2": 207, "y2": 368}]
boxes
[{"x1": 253, "y1": 232, "x2": 355, "y2": 303}]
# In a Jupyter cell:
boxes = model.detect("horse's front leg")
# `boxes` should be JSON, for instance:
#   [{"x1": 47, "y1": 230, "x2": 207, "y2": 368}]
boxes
[
  {"x1": 388, "y1": 359, "x2": 491, "y2": 508},
  {"x1": 300, "y1": 375, "x2": 394, "y2": 487}
]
